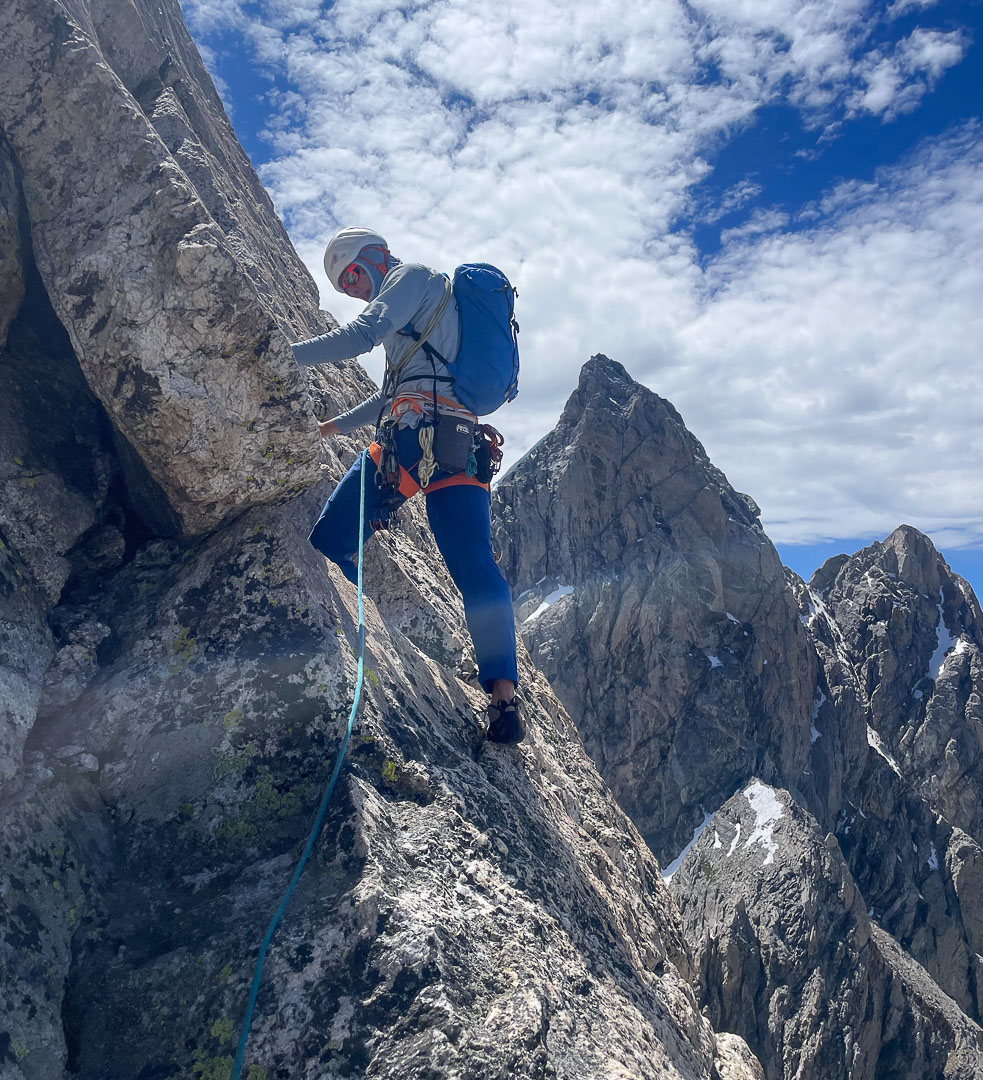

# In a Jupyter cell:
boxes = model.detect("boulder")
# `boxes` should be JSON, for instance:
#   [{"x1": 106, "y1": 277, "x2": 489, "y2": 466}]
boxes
[{"x1": 0, "y1": 0, "x2": 320, "y2": 537}]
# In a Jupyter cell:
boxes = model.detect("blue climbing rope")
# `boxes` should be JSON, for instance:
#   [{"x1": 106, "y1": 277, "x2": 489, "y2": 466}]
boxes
[{"x1": 231, "y1": 449, "x2": 369, "y2": 1080}]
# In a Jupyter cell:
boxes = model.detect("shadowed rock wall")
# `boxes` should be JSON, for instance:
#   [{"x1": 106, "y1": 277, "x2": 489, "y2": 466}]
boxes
[{"x1": 494, "y1": 357, "x2": 983, "y2": 1078}]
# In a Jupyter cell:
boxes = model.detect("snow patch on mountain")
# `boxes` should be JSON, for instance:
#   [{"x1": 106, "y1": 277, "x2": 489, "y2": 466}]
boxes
[{"x1": 743, "y1": 781, "x2": 784, "y2": 866}]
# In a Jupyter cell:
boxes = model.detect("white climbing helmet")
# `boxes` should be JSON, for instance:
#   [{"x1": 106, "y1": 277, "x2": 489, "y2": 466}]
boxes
[{"x1": 323, "y1": 226, "x2": 388, "y2": 293}]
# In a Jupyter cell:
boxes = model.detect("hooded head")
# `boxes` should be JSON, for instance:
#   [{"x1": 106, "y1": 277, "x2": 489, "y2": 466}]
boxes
[{"x1": 323, "y1": 226, "x2": 399, "y2": 301}]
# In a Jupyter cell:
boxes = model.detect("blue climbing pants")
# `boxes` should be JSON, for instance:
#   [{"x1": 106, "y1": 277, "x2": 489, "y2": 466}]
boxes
[{"x1": 310, "y1": 437, "x2": 518, "y2": 694}]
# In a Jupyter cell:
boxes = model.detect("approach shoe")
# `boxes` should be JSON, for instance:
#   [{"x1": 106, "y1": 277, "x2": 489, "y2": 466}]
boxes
[{"x1": 486, "y1": 696, "x2": 525, "y2": 745}]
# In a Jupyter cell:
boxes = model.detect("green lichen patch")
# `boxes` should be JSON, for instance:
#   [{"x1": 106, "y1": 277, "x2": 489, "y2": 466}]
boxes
[
  {"x1": 213, "y1": 741, "x2": 258, "y2": 780},
  {"x1": 166, "y1": 625, "x2": 197, "y2": 672},
  {"x1": 212, "y1": 765, "x2": 312, "y2": 853},
  {"x1": 191, "y1": 1049, "x2": 233, "y2": 1080},
  {"x1": 222, "y1": 708, "x2": 244, "y2": 731},
  {"x1": 209, "y1": 1017, "x2": 234, "y2": 1043}
]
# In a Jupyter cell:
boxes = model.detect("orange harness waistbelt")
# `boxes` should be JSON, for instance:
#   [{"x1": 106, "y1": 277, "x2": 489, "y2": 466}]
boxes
[{"x1": 368, "y1": 441, "x2": 489, "y2": 498}]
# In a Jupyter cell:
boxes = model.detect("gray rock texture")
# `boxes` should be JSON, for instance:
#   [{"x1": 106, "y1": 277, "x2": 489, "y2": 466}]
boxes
[
  {"x1": 670, "y1": 780, "x2": 983, "y2": 1080},
  {"x1": 805, "y1": 526, "x2": 983, "y2": 844},
  {"x1": 0, "y1": 197, "x2": 113, "y2": 782},
  {"x1": 0, "y1": 0, "x2": 376, "y2": 779},
  {"x1": 0, "y1": 1, "x2": 761, "y2": 1078},
  {"x1": 493, "y1": 357, "x2": 983, "y2": 1077},
  {"x1": 790, "y1": 528, "x2": 983, "y2": 1023},
  {"x1": 0, "y1": 0, "x2": 323, "y2": 537},
  {"x1": 5, "y1": 494, "x2": 747, "y2": 1079},
  {"x1": 0, "y1": 135, "x2": 25, "y2": 351},
  {"x1": 493, "y1": 356, "x2": 817, "y2": 862}
]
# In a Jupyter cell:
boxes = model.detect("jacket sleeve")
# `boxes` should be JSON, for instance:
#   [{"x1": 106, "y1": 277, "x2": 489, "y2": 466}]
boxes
[
  {"x1": 290, "y1": 265, "x2": 432, "y2": 367},
  {"x1": 331, "y1": 391, "x2": 385, "y2": 434}
]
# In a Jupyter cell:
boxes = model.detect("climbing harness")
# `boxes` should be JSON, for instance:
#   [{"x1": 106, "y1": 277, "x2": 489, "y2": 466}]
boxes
[{"x1": 230, "y1": 450, "x2": 369, "y2": 1080}]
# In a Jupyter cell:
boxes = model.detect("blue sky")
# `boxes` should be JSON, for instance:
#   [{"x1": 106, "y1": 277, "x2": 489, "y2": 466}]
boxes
[{"x1": 181, "y1": 0, "x2": 983, "y2": 598}]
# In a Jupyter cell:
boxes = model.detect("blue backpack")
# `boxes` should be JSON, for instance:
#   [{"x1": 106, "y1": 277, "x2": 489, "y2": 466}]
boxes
[
  {"x1": 447, "y1": 263, "x2": 519, "y2": 415},
  {"x1": 396, "y1": 263, "x2": 519, "y2": 416}
]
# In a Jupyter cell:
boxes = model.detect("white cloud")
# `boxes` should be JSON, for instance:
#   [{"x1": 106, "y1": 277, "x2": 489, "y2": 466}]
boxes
[
  {"x1": 849, "y1": 29, "x2": 967, "y2": 120},
  {"x1": 182, "y1": 0, "x2": 983, "y2": 545},
  {"x1": 886, "y1": 0, "x2": 939, "y2": 19},
  {"x1": 670, "y1": 125, "x2": 983, "y2": 544},
  {"x1": 719, "y1": 207, "x2": 790, "y2": 244}
]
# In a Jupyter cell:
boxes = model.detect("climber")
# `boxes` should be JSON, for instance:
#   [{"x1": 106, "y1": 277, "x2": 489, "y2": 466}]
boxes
[{"x1": 290, "y1": 227, "x2": 523, "y2": 745}]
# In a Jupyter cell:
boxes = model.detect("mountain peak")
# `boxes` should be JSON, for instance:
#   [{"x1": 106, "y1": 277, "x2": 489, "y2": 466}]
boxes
[
  {"x1": 811, "y1": 524, "x2": 963, "y2": 604},
  {"x1": 579, "y1": 353, "x2": 634, "y2": 391}
]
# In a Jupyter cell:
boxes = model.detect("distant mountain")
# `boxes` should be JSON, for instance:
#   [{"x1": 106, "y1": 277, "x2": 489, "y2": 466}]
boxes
[{"x1": 495, "y1": 358, "x2": 983, "y2": 1077}]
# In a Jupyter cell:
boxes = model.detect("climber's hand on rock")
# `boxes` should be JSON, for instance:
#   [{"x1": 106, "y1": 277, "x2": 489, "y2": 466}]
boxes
[{"x1": 318, "y1": 420, "x2": 340, "y2": 438}]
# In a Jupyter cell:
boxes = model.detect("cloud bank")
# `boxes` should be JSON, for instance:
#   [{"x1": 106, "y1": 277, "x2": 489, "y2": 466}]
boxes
[{"x1": 185, "y1": 0, "x2": 981, "y2": 547}]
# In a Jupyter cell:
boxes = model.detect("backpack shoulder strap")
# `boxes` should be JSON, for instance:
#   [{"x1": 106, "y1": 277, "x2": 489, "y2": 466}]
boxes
[{"x1": 384, "y1": 275, "x2": 453, "y2": 387}]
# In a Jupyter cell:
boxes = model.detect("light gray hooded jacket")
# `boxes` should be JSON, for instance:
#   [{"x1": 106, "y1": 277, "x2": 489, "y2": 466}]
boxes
[{"x1": 291, "y1": 262, "x2": 462, "y2": 433}]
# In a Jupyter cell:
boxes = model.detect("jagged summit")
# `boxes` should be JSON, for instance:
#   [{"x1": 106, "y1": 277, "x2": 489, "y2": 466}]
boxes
[
  {"x1": 812, "y1": 524, "x2": 981, "y2": 614},
  {"x1": 562, "y1": 353, "x2": 671, "y2": 417},
  {"x1": 795, "y1": 524, "x2": 983, "y2": 840},
  {"x1": 497, "y1": 355, "x2": 763, "y2": 592},
  {"x1": 494, "y1": 357, "x2": 814, "y2": 863}
]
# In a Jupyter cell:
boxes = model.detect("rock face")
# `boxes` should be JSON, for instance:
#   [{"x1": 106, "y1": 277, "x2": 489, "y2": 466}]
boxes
[
  {"x1": 805, "y1": 526, "x2": 983, "y2": 844},
  {"x1": 670, "y1": 780, "x2": 983, "y2": 1080},
  {"x1": 0, "y1": 0, "x2": 326, "y2": 537},
  {"x1": 494, "y1": 359, "x2": 983, "y2": 1078},
  {"x1": 0, "y1": 0, "x2": 376, "y2": 781},
  {"x1": 791, "y1": 528, "x2": 983, "y2": 1023},
  {"x1": 493, "y1": 356, "x2": 816, "y2": 861},
  {"x1": 6, "y1": 493, "x2": 752, "y2": 1079},
  {"x1": 0, "y1": 2, "x2": 762, "y2": 1078}
]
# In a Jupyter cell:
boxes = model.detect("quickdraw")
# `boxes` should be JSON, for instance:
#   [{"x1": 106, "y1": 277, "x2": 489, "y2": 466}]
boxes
[
  {"x1": 371, "y1": 417, "x2": 402, "y2": 531},
  {"x1": 474, "y1": 424, "x2": 505, "y2": 483}
]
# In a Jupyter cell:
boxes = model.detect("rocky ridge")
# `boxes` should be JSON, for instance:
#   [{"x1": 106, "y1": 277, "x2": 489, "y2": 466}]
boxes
[
  {"x1": 791, "y1": 530, "x2": 983, "y2": 1023},
  {"x1": 1, "y1": 1, "x2": 763, "y2": 1078},
  {"x1": 493, "y1": 356, "x2": 817, "y2": 861},
  {"x1": 671, "y1": 781, "x2": 983, "y2": 1079}
]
